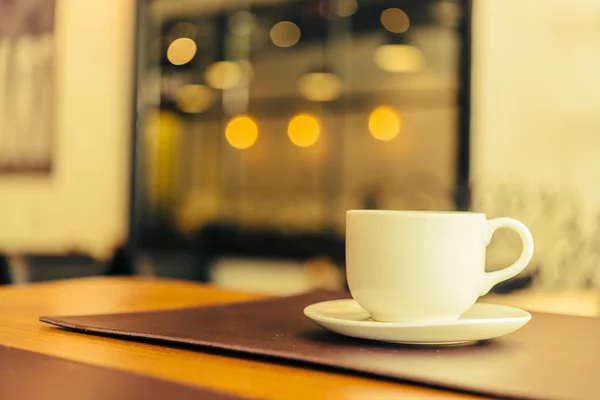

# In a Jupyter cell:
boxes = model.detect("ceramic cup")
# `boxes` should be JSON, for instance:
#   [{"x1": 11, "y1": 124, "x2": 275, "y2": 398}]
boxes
[{"x1": 346, "y1": 210, "x2": 534, "y2": 323}]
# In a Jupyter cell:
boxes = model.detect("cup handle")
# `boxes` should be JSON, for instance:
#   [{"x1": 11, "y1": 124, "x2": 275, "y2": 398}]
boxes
[{"x1": 479, "y1": 217, "x2": 534, "y2": 295}]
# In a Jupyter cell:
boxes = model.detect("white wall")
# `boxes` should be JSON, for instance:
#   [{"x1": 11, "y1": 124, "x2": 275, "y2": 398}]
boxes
[
  {"x1": 471, "y1": 0, "x2": 600, "y2": 214},
  {"x1": 471, "y1": 0, "x2": 600, "y2": 289},
  {"x1": 0, "y1": 0, "x2": 135, "y2": 258}
]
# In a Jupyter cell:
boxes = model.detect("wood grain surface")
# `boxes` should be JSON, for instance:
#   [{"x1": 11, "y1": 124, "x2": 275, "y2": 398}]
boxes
[{"x1": 0, "y1": 277, "x2": 485, "y2": 399}]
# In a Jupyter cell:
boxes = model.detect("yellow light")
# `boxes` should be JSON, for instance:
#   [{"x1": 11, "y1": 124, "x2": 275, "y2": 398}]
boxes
[
  {"x1": 175, "y1": 84, "x2": 214, "y2": 114},
  {"x1": 430, "y1": 1, "x2": 462, "y2": 28},
  {"x1": 225, "y1": 115, "x2": 259, "y2": 149},
  {"x1": 288, "y1": 113, "x2": 321, "y2": 148},
  {"x1": 205, "y1": 61, "x2": 242, "y2": 89},
  {"x1": 167, "y1": 38, "x2": 197, "y2": 66},
  {"x1": 334, "y1": 0, "x2": 358, "y2": 17},
  {"x1": 235, "y1": 59, "x2": 255, "y2": 84},
  {"x1": 369, "y1": 106, "x2": 401, "y2": 141},
  {"x1": 298, "y1": 72, "x2": 342, "y2": 102},
  {"x1": 374, "y1": 44, "x2": 425, "y2": 73},
  {"x1": 145, "y1": 111, "x2": 182, "y2": 207},
  {"x1": 381, "y1": 8, "x2": 410, "y2": 33},
  {"x1": 229, "y1": 10, "x2": 255, "y2": 35},
  {"x1": 270, "y1": 21, "x2": 301, "y2": 48}
]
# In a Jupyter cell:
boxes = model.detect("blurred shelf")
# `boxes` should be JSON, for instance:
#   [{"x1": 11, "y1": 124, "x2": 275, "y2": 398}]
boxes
[{"x1": 159, "y1": 88, "x2": 459, "y2": 118}]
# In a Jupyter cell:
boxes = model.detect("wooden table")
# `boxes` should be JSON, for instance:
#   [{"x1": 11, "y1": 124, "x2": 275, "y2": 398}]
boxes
[{"x1": 0, "y1": 277, "x2": 598, "y2": 399}]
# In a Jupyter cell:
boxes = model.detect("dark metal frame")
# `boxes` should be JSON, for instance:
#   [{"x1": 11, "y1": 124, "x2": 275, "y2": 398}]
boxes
[
  {"x1": 455, "y1": 0, "x2": 472, "y2": 210},
  {"x1": 122, "y1": 0, "x2": 144, "y2": 274}
]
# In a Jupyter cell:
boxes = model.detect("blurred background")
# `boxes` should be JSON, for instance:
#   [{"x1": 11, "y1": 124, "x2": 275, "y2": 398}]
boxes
[{"x1": 1, "y1": 0, "x2": 599, "y2": 295}]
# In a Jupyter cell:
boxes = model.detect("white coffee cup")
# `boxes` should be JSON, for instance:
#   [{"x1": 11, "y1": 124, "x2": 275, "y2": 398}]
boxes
[{"x1": 346, "y1": 210, "x2": 534, "y2": 323}]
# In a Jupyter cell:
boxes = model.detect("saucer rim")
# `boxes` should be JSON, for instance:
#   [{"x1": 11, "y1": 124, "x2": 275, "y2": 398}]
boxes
[{"x1": 303, "y1": 299, "x2": 532, "y2": 328}]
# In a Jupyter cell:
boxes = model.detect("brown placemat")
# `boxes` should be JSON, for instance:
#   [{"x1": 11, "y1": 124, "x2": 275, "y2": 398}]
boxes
[
  {"x1": 41, "y1": 290, "x2": 600, "y2": 400},
  {"x1": 0, "y1": 345, "x2": 248, "y2": 400}
]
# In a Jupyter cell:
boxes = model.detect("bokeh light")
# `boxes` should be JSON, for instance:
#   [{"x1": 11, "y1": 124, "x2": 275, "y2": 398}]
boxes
[
  {"x1": 205, "y1": 61, "x2": 242, "y2": 89},
  {"x1": 334, "y1": 0, "x2": 358, "y2": 17},
  {"x1": 229, "y1": 10, "x2": 256, "y2": 35},
  {"x1": 235, "y1": 59, "x2": 255, "y2": 84},
  {"x1": 368, "y1": 106, "x2": 401, "y2": 141},
  {"x1": 288, "y1": 113, "x2": 321, "y2": 148},
  {"x1": 166, "y1": 38, "x2": 197, "y2": 66},
  {"x1": 298, "y1": 72, "x2": 342, "y2": 102},
  {"x1": 226, "y1": 115, "x2": 259, "y2": 149},
  {"x1": 175, "y1": 84, "x2": 214, "y2": 114},
  {"x1": 430, "y1": 1, "x2": 462, "y2": 28},
  {"x1": 374, "y1": 44, "x2": 425, "y2": 73},
  {"x1": 381, "y1": 8, "x2": 410, "y2": 33},
  {"x1": 270, "y1": 21, "x2": 301, "y2": 47}
]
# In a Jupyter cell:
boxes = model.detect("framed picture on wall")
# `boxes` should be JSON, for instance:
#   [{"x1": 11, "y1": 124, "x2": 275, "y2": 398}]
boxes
[{"x1": 0, "y1": 0, "x2": 56, "y2": 174}]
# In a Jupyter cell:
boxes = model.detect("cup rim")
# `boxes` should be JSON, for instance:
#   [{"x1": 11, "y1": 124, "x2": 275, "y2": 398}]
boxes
[{"x1": 347, "y1": 209, "x2": 485, "y2": 217}]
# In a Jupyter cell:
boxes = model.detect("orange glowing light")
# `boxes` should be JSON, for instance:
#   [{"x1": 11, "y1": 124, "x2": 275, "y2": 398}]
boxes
[
  {"x1": 225, "y1": 115, "x2": 259, "y2": 149},
  {"x1": 368, "y1": 106, "x2": 401, "y2": 141},
  {"x1": 288, "y1": 113, "x2": 321, "y2": 148}
]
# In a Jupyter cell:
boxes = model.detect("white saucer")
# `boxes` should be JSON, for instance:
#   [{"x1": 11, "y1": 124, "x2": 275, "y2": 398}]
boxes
[{"x1": 303, "y1": 299, "x2": 531, "y2": 345}]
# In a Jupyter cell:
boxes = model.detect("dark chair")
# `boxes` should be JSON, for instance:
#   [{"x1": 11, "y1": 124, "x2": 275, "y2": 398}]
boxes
[
  {"x1": 104, "y1": 245, "x2": 135, "y2": 276},
  {"x1": 24, "y1": 253, "x2": 102, "y2": 283},
  {"x1": 0, "y1": 253, "x2": 11, "y2": 284}
]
